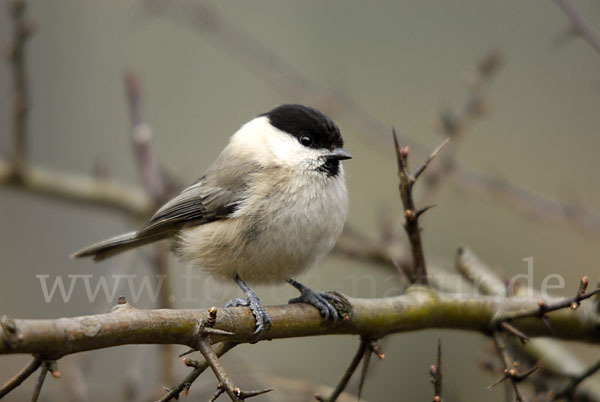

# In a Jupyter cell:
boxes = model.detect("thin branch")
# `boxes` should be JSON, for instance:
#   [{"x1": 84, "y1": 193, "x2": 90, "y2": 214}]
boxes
[
  {"x1": 413, "y1": 138, "x2": 451, "y2": 181},
  {"x1": 490, "y1": 333, "x2": 538, "y2": 402},
  {"x1": 315, "y1": 337, "x2": 369, "y2": 402},
  {"x1": 124, "y1": 72, "x2": 176, "y2": 204},
  {"x1": 430, "y1": 339, "x2": 442, "y2": 402},
  {"x1": 448, "y1": 162, "x2": 600, "y2": 236},
  {"x1": 551, "y1": 359, "x2": 600, "y2": 401},
  {"x1": 393, "y1": 131, "x2": 449, "y2": 284},
  {"x1": 423, "y1": 48, "x2": 502, "y2": 198},
  {"x1": 158, "y1": 342, "x2": 237, "y2": 402},
  {"x1": 0, "y1": 159, "x2": 153, "y2": 218},
  {"x1": 498, "y1": 276, "x2": 600, "y2": 323},
  {"x1": 499, "y1": 322, "x2": 529, "y2": 344},
  {"x1": 0, "y1": 355, "x2": 42, "y2": 398},
  {"x1": 31, "y1": 360, "x2": 49, "y2": 402},
  {"x1": 554, "y1": 0, "x2": 600, "y2": 54},
  {"x1": 356, "y1": 345, "x2": 371, "y2": 401},
  {"x1": 8, "y1": 0, "x2": 35, "y2": 176},
  {"x1": 197, "y1": 339, "x2": 241, "y2": 402},
  {"x1": 196, "y1": 339, "x2": 272, "y2": 401}
]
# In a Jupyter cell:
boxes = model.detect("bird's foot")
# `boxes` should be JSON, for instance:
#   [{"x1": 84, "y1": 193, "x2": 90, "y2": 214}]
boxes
[
  {"x1": 287, "y1": 279, "x2": 340, "y2": 322},
  {"x1": 225, "y1": 276, "x2": 271, "y2": 340}
]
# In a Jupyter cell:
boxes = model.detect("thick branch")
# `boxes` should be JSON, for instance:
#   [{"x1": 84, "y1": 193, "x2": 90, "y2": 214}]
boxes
[{"x1": 1, "y1": 288, "x2": 598, "y2": 359}]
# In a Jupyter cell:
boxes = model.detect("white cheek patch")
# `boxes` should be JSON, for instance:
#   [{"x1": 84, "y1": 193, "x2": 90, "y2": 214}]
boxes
[
  {"x1": 228, "y1": 116, "x2": 326, "y2": 170},
  {"x1": 266, "y1": 132, "x2": 325, "y2": 169}
]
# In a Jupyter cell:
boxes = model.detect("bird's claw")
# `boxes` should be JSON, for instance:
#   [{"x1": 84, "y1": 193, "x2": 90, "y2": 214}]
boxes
[
  {"x1": 288, "y1": 280, "x2": 340, "y2": 322},
  {"x1": 225, "y1": 291, "x2": 271, "y2": 341}
]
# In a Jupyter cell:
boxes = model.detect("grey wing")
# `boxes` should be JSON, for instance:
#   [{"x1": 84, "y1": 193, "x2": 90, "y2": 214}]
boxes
[
  {"x1": 72, "y1": 169, "x2": 250, "y2": 261},
  {"x1": 137, "y1": 177, "x2": 241, "y2": 237}
]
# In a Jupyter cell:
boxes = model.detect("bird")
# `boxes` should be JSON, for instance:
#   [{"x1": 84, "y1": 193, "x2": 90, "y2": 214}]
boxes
[{"x1": 73, "y1": 104, "x2": 351, "y2": 338}]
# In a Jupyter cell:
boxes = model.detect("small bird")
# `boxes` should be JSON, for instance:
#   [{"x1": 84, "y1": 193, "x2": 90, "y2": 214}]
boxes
[{"x1": 73, "y1": 104, "x2": 351, "y2": 338}]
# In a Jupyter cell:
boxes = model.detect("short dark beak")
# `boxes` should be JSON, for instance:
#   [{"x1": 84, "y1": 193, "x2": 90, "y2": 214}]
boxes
[{"x1": 326, "y1": 148, "x2": 352, "y2": 161}]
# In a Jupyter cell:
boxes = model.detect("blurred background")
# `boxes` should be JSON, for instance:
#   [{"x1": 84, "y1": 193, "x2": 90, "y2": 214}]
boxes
[{"x1": 1, "y1": 0, "x2": 600, "y2": 400}]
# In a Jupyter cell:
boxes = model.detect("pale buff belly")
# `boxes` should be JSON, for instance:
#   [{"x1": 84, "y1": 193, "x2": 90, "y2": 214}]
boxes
[{"x1": 177, "y1": 208, "x2": 343, "y2": 285}]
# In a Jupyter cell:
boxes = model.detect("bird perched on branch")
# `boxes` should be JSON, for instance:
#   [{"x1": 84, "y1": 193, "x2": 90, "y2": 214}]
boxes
[{"x1": 73, "y1": 104, "x2": 351, "y2": 338}]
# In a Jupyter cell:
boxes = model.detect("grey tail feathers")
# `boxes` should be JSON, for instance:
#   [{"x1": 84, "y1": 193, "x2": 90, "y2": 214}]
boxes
[{"x1": 71, "y1": 231, "x2": 166, "y2": 262}]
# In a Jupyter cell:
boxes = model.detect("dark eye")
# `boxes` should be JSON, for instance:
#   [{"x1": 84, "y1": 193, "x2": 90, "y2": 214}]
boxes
[{"x1": 299, "y1": 135, "x2": 313, "y2": 147}]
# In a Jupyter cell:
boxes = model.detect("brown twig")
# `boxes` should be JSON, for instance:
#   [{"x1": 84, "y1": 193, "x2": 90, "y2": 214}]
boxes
[
  {"x1": 0, "y1": 159, "x2": 154, "y2": 218},
  {"x1": 550, "y1": 359, "x2": 600, "y2": 401},
  {"x1": 159, "y1": 308, "x2": 252, "y2": 402},
  {"x1": 423, "y1": 48, "x2": 502, "y2": 199},
  {"x1": 490, "y1": 333, "x2": 538, "y2": 402},
  {"x1": 449, "y1": 162, "x2": 600, "y2": 236},
  {"x1": 499, "y1": 322, "x2": 529, "y2": 345},
  {"x1": 197, "y1": 339, "x2": 272, "y2": 401},
  {"x1": 430, "y1": 339, "x2": 442, "y2": 402},
  {"x1": 498, "y1": 276, "x2": 600, "y2": 324},
  {"x1": 554, "y1": 0, "x2": 600, "y2": 54},
  {"x1": 209, "y1": 384, "x2": 226, "y2": 402},
  {"x1": 356, "y1": 346, "x2": 371, "y2": 401},
  {"x1": 315, "y1": 337, "x2": 369, "y2": 402},
  {"x1": 31, "y1": 360, "x2": 49, "y2": 402},
  {"x1": 124, "y1": 72, "x2": 176, "y2": 204},
  {"x1": 393, "y1": 131, "x2": 450, "y2": 284},
  {"x1": 7, "y1": 0, "x2": 35, "y2": 177},
  {"x1": 0, "y1": 355, "x2": 42, "y2": 398},
  {"x1": 158, "y1": 342, "x2": 237, "y2": 402}
]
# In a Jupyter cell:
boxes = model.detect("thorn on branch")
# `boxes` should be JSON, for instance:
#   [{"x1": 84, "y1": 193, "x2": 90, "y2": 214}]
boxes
[
  {"x1": 413, "y1": 138, "x2": 451, "y2": 181},
  {"x1": 499, "y1": 322, "x2": 529, "y2": 344},
  {"x1": 179, "y1": 348, "x2": 195, "y2": 358},
  {"x1": 209, "y1": 384, "x2": 225, "y2": 402}
]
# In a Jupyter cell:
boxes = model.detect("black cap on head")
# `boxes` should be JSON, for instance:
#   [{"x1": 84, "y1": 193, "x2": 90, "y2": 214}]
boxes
[{"x1": 262, "y1": 104, "x2": 343, "y2": 150}]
